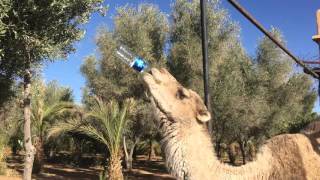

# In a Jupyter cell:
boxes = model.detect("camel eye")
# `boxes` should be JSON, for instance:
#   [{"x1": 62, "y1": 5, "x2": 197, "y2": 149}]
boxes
[{"x1": 176, "y1": 88, "x2": 190, "y2": 100}]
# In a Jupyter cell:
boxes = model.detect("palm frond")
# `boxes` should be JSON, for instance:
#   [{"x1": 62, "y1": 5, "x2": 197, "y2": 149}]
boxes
[
  {"x1": 31, "y1": 80, "x2": 76, "y2": 140},
  {"x1": 42, "y1": 102, "x2": 74, "y2": 121},
  {"x1": 76, "y1": 124, "x2": 111, "y2": 149},
  {"x1": 48, "y1": 96, "x2": 136, "y2": 155},
  {"x1": 47, "y1": 118, "x2": 81, "y2": 139}
]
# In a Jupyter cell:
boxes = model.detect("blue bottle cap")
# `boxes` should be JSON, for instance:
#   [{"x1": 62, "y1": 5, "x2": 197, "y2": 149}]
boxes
[{"x1": 131, "y1": 57, "x2": 148, "y2": 72}]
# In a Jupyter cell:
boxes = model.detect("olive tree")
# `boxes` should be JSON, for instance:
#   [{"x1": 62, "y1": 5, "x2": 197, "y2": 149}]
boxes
[{"x1": 0, "y1": 1, "x2": 106, "y2": 179}]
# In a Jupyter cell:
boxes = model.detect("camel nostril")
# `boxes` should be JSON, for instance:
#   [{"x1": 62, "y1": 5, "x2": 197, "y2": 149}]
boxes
[{"x1": 159, "y1": 68, "x2": 166, "y2": 74}]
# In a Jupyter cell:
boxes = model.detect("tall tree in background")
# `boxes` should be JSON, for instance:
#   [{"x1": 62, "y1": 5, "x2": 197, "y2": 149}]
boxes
[
  {"x1": 81, "y1": 4, "x2": 168, "y2": 170},
  {"x1": 168, "y1": 0, "x2": 316, "y2": 164},
  {"x1": 31, "y1": 80, "x2": 74, "y2": 173},
  {"x1": 49, "y1": 98, "x2": 135, "y2": 180},
  {"x1": 0, "y1": 1, "x2": 106, "y2": 179},
  {"x1": 81, "y1": 4, "x2": 168, "y2": 101},
  {"x1": 212, "y1": 30, "x2": 317, "y2": 164},
  {"x1": 122, "y1": 99, "x2": 158, "y2": 171},
  {"x1": 0, "y1": 0, "x2": 14, "y2": 106},
  {"x1": 169, "y1": 0, "x2": 237, "y2": 92},
  {"x1": 168, "y1": 0, "x2": 239, "y2": 135},
  {"x1": 210, "y1": 42, "x2": 269, "y2": 161},
  {"x1": 255, "y1": 29, "x2": 317, "y2": 137},
  {"x1": 168, "y1": 0, "x2": 244, "y2": 153}
]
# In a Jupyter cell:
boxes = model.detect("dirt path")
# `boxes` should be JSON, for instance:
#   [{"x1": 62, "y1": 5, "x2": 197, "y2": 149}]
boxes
[
  {"x1": 125, "y1": 156, "x2": 174, "y2": 180},
  {"x1": 4, "y1": 155, "x2": 174, "y2": 180}
]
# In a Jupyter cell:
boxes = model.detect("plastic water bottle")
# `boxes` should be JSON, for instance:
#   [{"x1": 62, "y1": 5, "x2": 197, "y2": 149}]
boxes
[{"x1": 116, "y1": 46, "x2": 150, "y2": 73}]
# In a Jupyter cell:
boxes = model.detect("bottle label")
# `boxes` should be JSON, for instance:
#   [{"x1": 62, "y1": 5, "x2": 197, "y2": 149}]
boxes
[{"x1": 131, "y1": 57, "x2": 148, "y2": 72}]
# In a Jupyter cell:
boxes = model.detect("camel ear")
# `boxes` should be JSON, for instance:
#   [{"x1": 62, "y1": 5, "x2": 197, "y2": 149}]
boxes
[{"x1": 196, "y1": 110, "x2": 211, "y2": 123}]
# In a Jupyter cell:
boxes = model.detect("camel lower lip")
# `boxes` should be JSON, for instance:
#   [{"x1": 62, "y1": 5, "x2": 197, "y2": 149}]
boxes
[
  {"x1": 153, "y1": 98, "x2": 166, "y2": 115},
  {"x1": 151, "y1": 97, "x2": 170, "y2": 122}
]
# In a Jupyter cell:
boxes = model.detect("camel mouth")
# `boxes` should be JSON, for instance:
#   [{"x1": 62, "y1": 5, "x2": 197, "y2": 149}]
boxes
[
  {"x1": 148, "y1": 92, "x2": 175, "y2": 126},
  {"x1": 143, "y1": 71, "x2": 175, "y2": 124},
  {"x1": 143, "y1": 73, "x2": 166, "y2": 113}
]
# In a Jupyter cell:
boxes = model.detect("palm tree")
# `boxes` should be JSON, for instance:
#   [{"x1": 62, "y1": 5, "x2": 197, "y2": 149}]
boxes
[
  {"x1": 48, "y1": 97, "x2": 135, "y2": 180},
  {"x1": 31, "y1": 80, "x2": 74, "y2": 173}
]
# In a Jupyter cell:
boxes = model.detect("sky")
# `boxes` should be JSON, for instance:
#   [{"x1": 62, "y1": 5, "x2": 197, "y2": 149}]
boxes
[{"x1": 43, "y1": 0, "x2": 320, "y2": 111}]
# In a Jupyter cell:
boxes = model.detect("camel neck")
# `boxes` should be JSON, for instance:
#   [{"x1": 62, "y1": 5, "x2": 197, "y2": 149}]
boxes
[
  {"x1": 160, "y1": 122, "x2": 273, "y2": 180},
  {"x1": 183, "y1": 125, "x2": 217, "y2": 179}
]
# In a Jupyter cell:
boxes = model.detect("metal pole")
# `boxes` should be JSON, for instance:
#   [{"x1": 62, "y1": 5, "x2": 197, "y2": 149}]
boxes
[
  {"x1": 200, "y1": 0, "x2": 210, "y2": 108},
  {"x1": 200, "y1": 0, "x2": 212, "y2": 132},
  {"x1": 227, "y1": 0, "x2": 319, "y2": 79},
  {"x1": 318, "y1": 43, "x2": 320, "y2": 103},
  {"x1": 313, "y1": 9, "x2": 320, "y2": 102}
]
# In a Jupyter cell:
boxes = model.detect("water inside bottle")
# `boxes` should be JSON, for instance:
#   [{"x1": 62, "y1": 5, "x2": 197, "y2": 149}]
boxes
[{"x1": 116, "y1": 46, "x2": 149, "y2": 73}]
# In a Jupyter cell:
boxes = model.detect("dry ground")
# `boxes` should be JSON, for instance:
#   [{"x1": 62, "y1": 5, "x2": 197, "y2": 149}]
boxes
[
  {"x1": 2, "y1": 121, "x2": 319, "y2": 180},
  {"x1": 1, "y1": 154, "x2": 174, "y2": 180}
]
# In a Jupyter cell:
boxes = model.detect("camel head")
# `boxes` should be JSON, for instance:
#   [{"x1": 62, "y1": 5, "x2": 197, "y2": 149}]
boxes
[
  {"x1": 143, "y1": 68, "x2": 211, "y2": 127},
  {"x1": 143, "y1": 69, "x2": 320, "y2": 180}
]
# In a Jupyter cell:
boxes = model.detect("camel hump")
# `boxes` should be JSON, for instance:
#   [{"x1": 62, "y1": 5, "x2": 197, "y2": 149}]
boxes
[{"x1": 301, "y1": 120, "x2": 320, "y2": 135}]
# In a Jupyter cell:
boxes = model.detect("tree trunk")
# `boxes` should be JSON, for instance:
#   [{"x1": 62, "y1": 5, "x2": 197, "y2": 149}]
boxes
[
  {"x1": 123, "y1": 137, "x2": 130, "y2": 171},
  {"x1": 123, "y1": 137, "x2": 139, "y2": 172},
  {"x1": 239, "y1": 140, "x2": 246, "y2": 165},
  {"x1": 215, "y1": 139, "x2": 222, "y2": 158},
  {"x1": 49, "y1": 149, "x2": 56, "y2": 159},
  {"x1": 248, "y1": 142, "x2": 256, "y2": 161},
  {"x1": 227, "y1": 144, "x2": 236, "y2": 165},
  {"x1": 148, "y1": 140, "x2": 155, "y2": 161},
  {"x1": 72, "y1": 139, "x2": 82, "y2": 165},
  {"x1": 33, "y1": 138, "x2": 44, "y2": 174},
  {"x1": 125, "y1": 157, "x2": 132, "y2": 172},
  {"x1": 123, "y1": 137, "x2": 131, "y2": 171},
  {"x1": 107, "y1": 153, "x2": 123, "y2": 180},
  {"x1": 23, "y1": 69, "x2": 36, "y2": 180},
  {"x1": 0, "y1": 111, "x2": 4, "y2": 123}
]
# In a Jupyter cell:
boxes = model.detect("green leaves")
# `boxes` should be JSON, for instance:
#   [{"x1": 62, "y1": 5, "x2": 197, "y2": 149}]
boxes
[
  {"x1": 253, "y1": 30, "x2": 316, "y2": 137},
  {"x1": 30, "y1": 79, "x2": 74, "y2": 140},
  {"x1": 168, "y1": 1, "x2": 316, "y2": 147},
  {"x1": 0, "y1": 0, "x2": 107, "y2": 107},
  {"x1": 0, "y1": 0, "x2": 105, "y2": 80},
  {"x1": 80, "y1": 4, "x2": 167, "y2": 156},
  {"x1": 83, "y1": 97, "x2": 135, "y2": 154},
  {"x1": 48, "y1": 97, "x2": 136, "y2": 156},
  {"x1": 81, "y1": 3, "x2": 168, "y2": 102},
  {"x1": 169, "y1": 0, "x2": 237, "y2": 92},
  {"x1": 114, "y1": 4, "x2": 168, "y2": 64}
]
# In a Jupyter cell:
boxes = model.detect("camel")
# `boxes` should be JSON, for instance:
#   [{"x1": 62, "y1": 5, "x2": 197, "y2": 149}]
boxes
[{"x1": 143, "y1": 68, "x2": 320, "y2": 180}]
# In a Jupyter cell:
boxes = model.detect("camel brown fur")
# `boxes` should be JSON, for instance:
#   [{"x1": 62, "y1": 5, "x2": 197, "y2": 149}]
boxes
[
  {"x1": 301, "y1": 120, "x2": 320, "y2": 153},
  {"x1": 143, "y1": 68, "x2": 320, "y2": 180}
]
